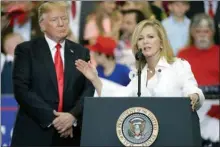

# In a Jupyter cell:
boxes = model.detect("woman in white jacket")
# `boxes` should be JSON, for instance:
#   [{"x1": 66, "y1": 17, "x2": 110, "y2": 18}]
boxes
[{"x1": 75, "y1": 19, "x2": 205, "y2": 111}]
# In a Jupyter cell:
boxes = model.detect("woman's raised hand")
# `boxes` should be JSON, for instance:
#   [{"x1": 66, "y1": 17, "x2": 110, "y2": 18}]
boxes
[{"x1": 75, "y1": 59, "x2": 98, "y2": 82}]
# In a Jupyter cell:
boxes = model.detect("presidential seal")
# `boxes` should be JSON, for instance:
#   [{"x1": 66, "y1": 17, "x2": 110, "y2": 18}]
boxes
[{"x1": 116, "y1": 107, "x2": 159, "y2": 146}]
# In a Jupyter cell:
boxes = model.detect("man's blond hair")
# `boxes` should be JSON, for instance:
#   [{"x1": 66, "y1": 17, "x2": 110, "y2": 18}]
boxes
[{"x1": 38, "y1": 1, "x2": 69, "y2": 23}]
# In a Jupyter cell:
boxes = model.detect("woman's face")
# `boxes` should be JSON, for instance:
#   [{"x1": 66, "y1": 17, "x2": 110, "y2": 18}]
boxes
[
  {"x1": 137, "y1": 26, "x2": 161, "y2": 58},
  {"x1": 102, "y1": 2, "x2": 116, "y2": 14}
]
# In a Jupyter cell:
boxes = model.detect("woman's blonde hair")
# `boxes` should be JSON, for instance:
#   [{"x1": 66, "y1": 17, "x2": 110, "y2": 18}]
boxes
[
  {"x1": 38, "y1": 1, "x2": 69, "y2": 23},
  {"x1": 131, "y1": 19, "x2": 175, "y2": 70}
]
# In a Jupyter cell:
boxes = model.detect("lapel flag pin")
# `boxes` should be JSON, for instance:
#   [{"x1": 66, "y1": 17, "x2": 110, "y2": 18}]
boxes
[{"x1": 70, "y1": 49, "x2": 74, "y2": 54}]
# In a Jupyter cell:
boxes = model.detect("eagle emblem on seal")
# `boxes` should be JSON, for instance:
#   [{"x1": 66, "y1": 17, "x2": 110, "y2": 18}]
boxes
[{"x1": 128, "y1": 117, "x2": 146, "y2": 139}]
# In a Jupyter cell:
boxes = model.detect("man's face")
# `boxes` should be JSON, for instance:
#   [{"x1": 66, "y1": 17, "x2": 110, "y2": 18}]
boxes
[
  {"x1": 4, "y1": 35, "x2": 24, "y2": 55},
  {"x1": 40, "y1": 7, "x2": 69, "y2": 42},
  {"x1": 192, "y1": 26, "x2": 214, "y2": 49},
  {"x1": 93, "y1": 52, "x2": 106, "y2": 65},
  {"x1": 169, "y1": 2, "x2": 189, "y2": 18},
  {"x1": 121, "y1": 13, "x2": 137, "y2": 37}
]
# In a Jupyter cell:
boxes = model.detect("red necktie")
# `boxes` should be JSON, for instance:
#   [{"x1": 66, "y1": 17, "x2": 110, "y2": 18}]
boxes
[
  {"x1": 208, "y1": 0, "x2": 214, "y2": 18},
  {"x1": 71, "y1": 1, "x2": 76, "y2": 19},
  {"x1": 55, "y1": 43, "x2": 64, "y2": 112}
]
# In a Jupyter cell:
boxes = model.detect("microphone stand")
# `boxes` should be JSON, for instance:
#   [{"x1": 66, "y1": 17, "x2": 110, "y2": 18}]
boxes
[
  {"x1": 135, "y1": 49, "x2": 143, "y2": 97},
  {"x1": 137, "y1": 59, "x2": 141, "y2": 97}
]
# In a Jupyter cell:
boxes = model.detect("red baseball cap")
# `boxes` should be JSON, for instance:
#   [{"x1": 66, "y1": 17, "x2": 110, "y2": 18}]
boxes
[{"x1": 87, "y1": 36, "x2": 117, "y2": 56}]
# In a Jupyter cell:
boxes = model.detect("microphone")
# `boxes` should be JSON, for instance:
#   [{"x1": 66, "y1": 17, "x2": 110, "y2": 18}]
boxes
[
  {"x1": 135, "y1": 48, "x2": 144, "y2": 60},
  {"x1": 136, "y1": 48, "x2": 144, "y2": 97},
  {"x1": 85, "y1": 55, "x2": 90, "y2": 62}
]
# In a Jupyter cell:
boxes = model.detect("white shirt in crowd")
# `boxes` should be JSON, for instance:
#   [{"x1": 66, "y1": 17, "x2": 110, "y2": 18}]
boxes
[
  {"x1": 162, "y1": 15, "x2": 190, "y2": 56},
  {"x1": 204, "y1": 0, "x2": 218, "y2": 15},
  {"x1": 68, "y1": 1, "x2": 81, "y2": 42},
  {"x1": 13, "y1": 18, "x2": 31, "y2": 41}
]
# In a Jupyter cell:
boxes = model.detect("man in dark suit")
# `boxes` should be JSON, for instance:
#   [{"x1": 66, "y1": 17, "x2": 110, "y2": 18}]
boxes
[{"x1": 11, "y1": 2, "x2": 94, "y2": 146}]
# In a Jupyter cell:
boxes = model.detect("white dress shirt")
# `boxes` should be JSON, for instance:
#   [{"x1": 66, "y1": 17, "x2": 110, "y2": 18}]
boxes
[
  {"x1": 13, "y1": 18, "x2": 31, "y2": 41},
  {"x1": 68, "y1": 1, "x2": 81, "y2": 42},
  {"x1": 204, "y1": 0, "x2": 218, "y2": 15},
  {"x1": 1, "y1": 53, "x2": 6, "y2": 73},
  {"x1": 5, "y1": 54, "x2": 14, "y2": 62},
  {"x1": 1, "y1": 54, "x2": 14, "y2": 73},
  {"x1": 44, "y1": 35, "x2": 65, "y2": 67},
  {"x1": 96, "y1": 57, "x2": 205, "y2": 110}
]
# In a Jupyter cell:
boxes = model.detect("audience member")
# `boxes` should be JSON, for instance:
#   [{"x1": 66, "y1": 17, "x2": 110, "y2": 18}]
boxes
[
  {"x1": 88, "y1": 36, "x2": 131, "y2": 86},
  {"x1": 178, "y1": 13, "x2": 219, "y2": 88},
  {"x1": 115, "y1": 9, "x2": 146, "y2": 70},
  {"x1": 1, "y1": 33, "x2": 24, "y2": 94},
  {"x1": 162, "y1": 1, "x2": 190, "y2": 55},
  {"x1": 186, "y1": 1, "x2": 220, "y2": 44},
  {"x1": 83, "y1": 1, "x2": 116, "y2": 45},
  {"x1": 1, "y1": 1, "x2": 42, "y2": 42}
]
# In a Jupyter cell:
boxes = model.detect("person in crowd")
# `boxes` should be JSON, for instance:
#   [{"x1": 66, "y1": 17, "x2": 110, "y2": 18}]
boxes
[
  {"x1": 177, "y1": 13, "x2": 219, "y2": 88},
  {"x1": 66, "y1": 28, "x2": 77, "y2": 43},
  {"x1": 11, "y1": 2, "x2": 94, "y2": 146},
  {"x1": 110, "y1": 10, "x2": 123, "y2": 42},
  {"x1": 1, "y1": 1, "x2": 42, "y2": 41},
  {"x1": 119, "y1": 9, "x2": 146, "y2": 50},
  {"x1": 88, "y1": 36, "x2": 131, "y2": 86},
  {"x1": 119, "y1": 1, "x2": 167, "y2": 21},
  {"x1": 1, "y1": 33, "x2": 24, "y2": 94},
  {"x1": 162, "y1": 1, "x2": 190, "y2": 56},
  {"x1": 83, "y1": 1, "x2": 116, "y2": 45},
  {"x1": 1, "y1": 10, "x2": 10, "y2": 31},
  {"x1": 75, "y1": 19, "x2": 205, "y2": 111},
  {"x1": 186, "y1": 1, "x2": 219, "y2": 44},
  {"x1": 115, "y1": 9, "x2": 146, "y2": 70},
  {"x1": 1, "y1": 1, "x2": 42, "y2": 56}
]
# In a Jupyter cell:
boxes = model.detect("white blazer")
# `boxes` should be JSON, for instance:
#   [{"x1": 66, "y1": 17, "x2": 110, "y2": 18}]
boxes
[{"x1": 96, "y1": 57, "x2": 205, "y2": 109}]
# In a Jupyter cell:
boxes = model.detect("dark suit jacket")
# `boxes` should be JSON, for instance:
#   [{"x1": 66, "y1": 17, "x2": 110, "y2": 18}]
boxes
[
  {"x1": 186, "y1": 1, "x2": 220, "y2": 44},
  {"x1": 11, "y1": 37, "x2": 95, "y2": 146}
]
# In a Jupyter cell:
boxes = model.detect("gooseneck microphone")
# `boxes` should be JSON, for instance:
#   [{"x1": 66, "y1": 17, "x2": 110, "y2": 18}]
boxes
[
  {"x1": 136, "y1": 48, "x2": 143, "y2": 97},
  {"x1": 135, "y1": 48, "x2": 144, "y2": 60}
]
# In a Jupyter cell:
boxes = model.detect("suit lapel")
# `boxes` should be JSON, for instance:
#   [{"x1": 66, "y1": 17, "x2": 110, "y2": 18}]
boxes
[
  {"x1": 38, "y1": 38, "x2": 77, "y2": 94},
  {"x1": 64, "y1": 40, "x2": 77, "y2": 92},
  {"x1": 39, "y1": 38, "x2": 58, "y2": 92}
]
